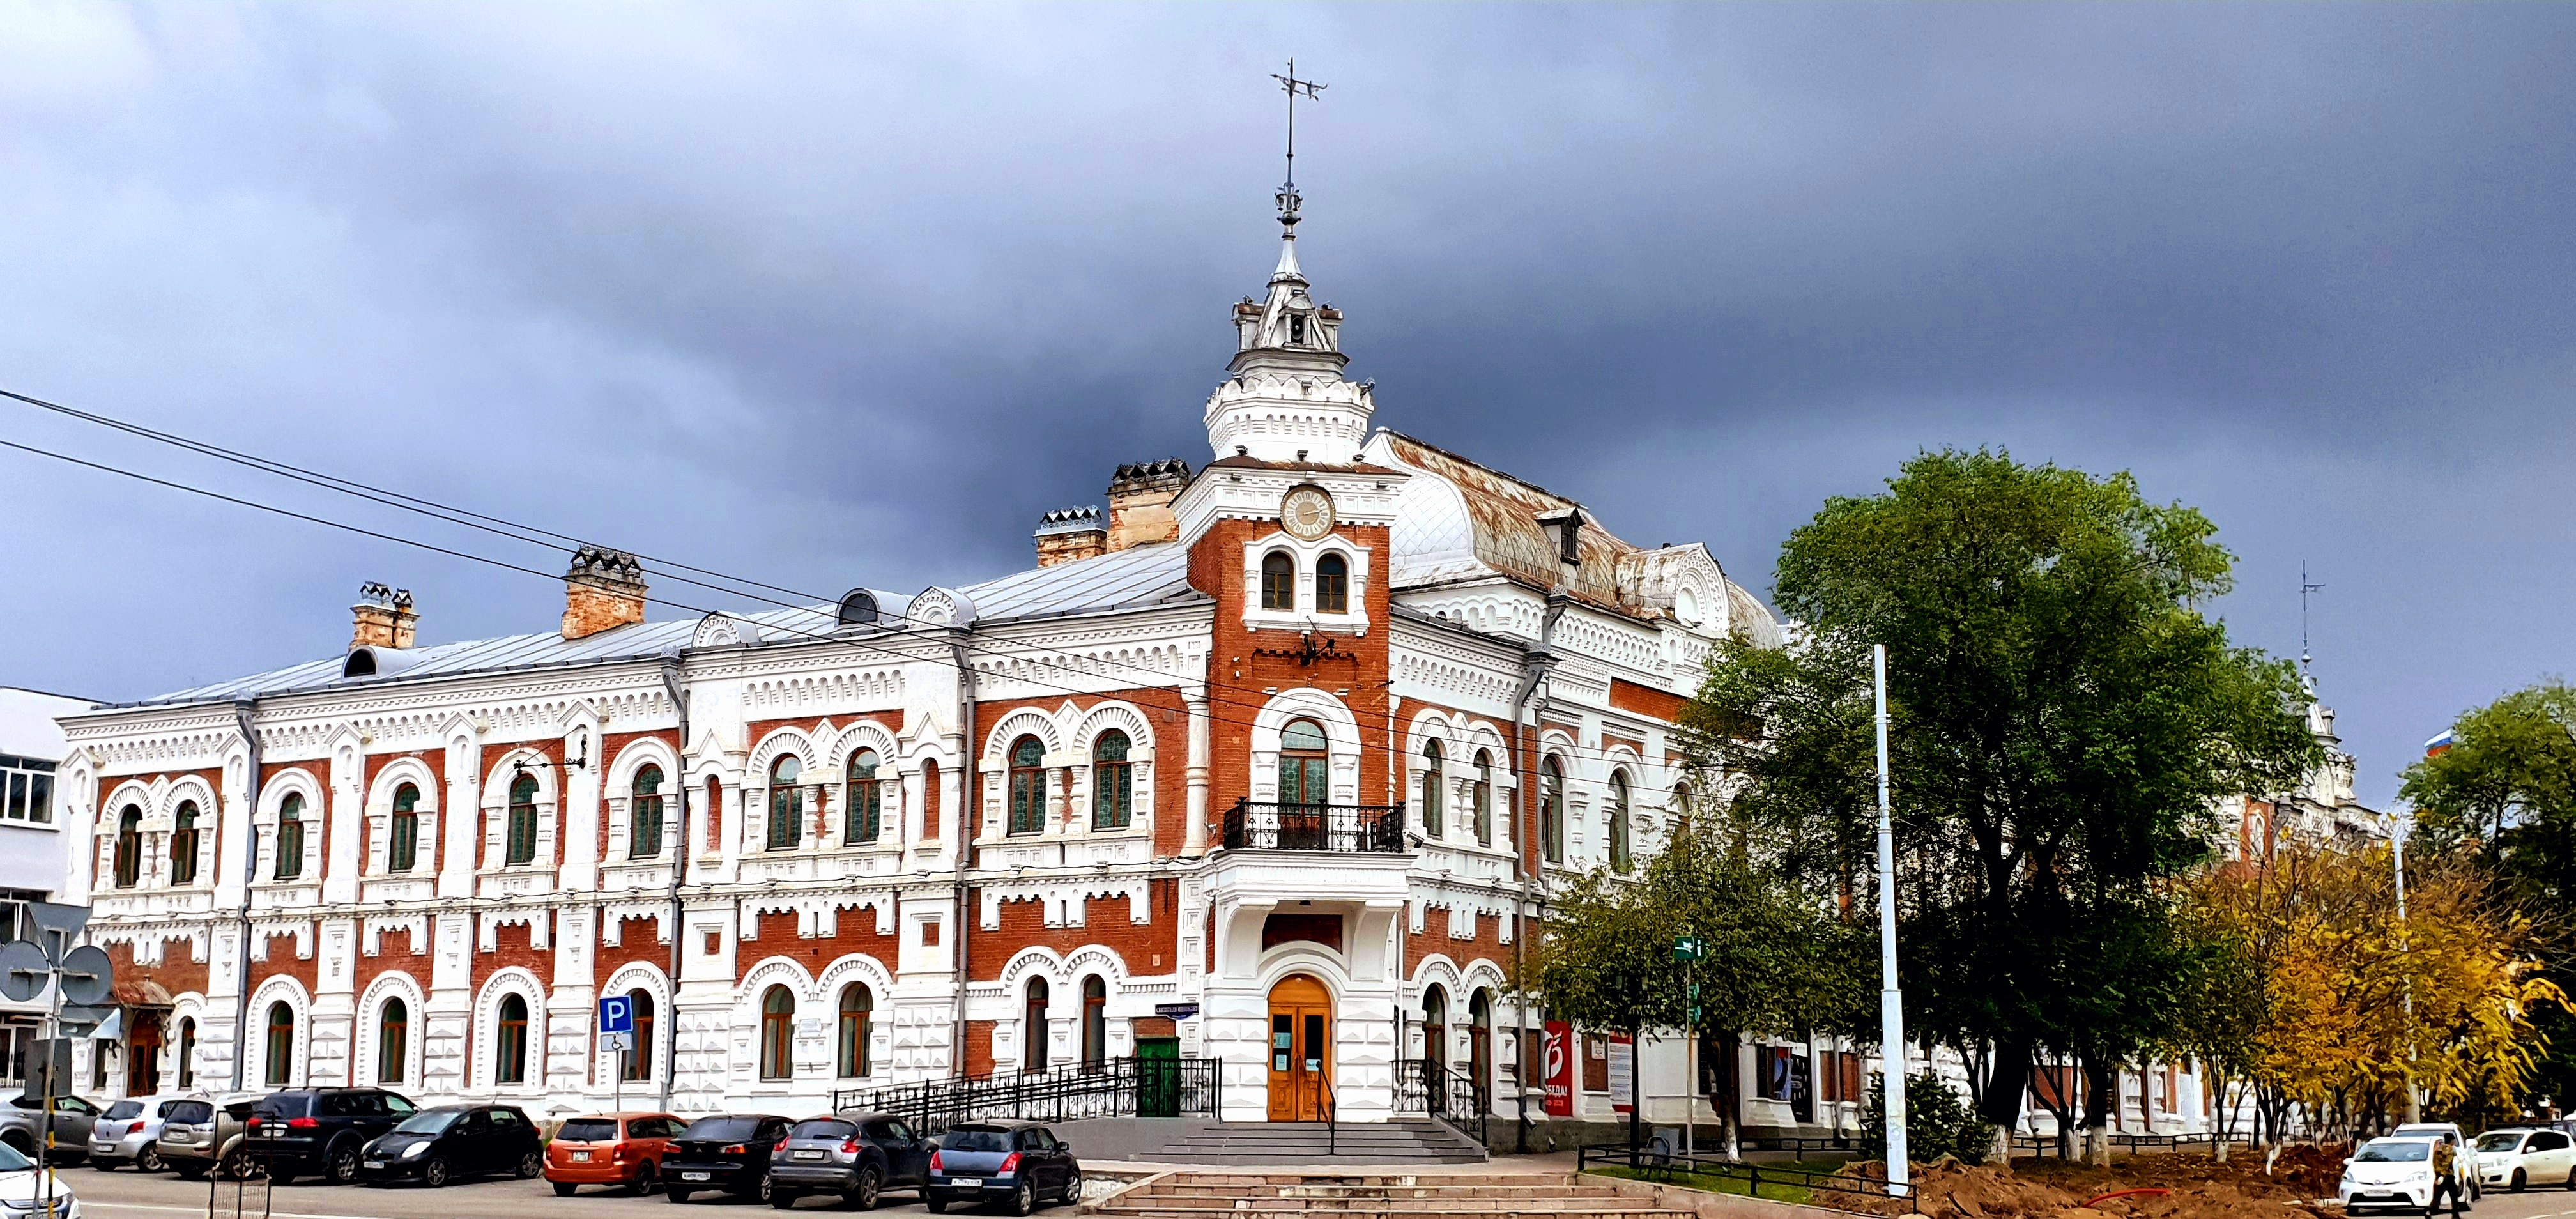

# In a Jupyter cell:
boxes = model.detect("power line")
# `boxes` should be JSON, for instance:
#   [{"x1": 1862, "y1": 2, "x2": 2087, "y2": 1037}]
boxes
[{"x1": 0, "y1": 429, "x2": 1707, "y2": 794}]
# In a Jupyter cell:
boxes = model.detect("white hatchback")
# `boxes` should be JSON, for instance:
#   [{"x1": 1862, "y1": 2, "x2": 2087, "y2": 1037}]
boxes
[
  {"x1": 2477, "y1": 1127, "x2": 2576, "y2": 1192},
  {"x1": 2342, "y1": 1137, "x2": 2443, "y2": 1213}
]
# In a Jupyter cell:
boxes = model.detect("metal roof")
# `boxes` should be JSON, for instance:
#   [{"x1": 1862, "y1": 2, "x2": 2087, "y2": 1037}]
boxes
[{"x1": 116, "y1": 546, "x2": 1206, "y2": 711}]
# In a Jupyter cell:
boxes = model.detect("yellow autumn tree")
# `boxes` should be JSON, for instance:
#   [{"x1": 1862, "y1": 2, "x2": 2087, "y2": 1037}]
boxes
[{"x1": 2181, "y1": 841, "x2": 2561, "y2": 1138}]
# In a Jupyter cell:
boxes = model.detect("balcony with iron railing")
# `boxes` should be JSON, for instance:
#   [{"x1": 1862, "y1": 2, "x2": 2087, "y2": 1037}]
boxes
[{"x1": 1219, "y1": 800, "x2": 1407, "y2": 854}]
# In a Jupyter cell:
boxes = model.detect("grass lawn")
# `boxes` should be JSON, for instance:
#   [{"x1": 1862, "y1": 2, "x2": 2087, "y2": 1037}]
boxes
[{"x1": 1584, "y1": 1159, "x2": 1855, "y2": 1206}]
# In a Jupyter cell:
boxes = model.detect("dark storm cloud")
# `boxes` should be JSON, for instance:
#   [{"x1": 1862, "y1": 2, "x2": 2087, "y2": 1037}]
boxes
[{"x1": 4, "y1": 3, "x2": 2572, "y2": 803}]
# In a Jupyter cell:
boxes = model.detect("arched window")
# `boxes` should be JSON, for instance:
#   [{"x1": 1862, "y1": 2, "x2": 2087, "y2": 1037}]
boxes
[
  {"x1": 631, "y1": 765, "x2": 664, "y2": 858},
  {"x1": 275, "y1": 793, "x2": 305, "y2": 880},
  {"x1": 1008, "y1": 737, "x2": 1047, "y2": 835},
  {"x1": 1671, "y1": 781, "x2": 1693, "y2": 829},
  {"x1": 1261, "y1": 551, "x2": 1295, "y2": 611},
  {"x1": 494, "y1": 993, "x2": 529, "y2": 1085},
  {"x1": 170, "y1": 801, "x2": 200, "y2": 885},
  {"x1": 505, "y1": 774, "x2": 539, "y2": 865},
  {"x1": 1315, "y1": 553, "x2": 1349, "y2": 613},
  {"x1": 1023, "y1": 977, "x2": 1051, "y2": 1072},
  {"x1": 263, "y1": 1002, "x2": 294, "y2": 1086},
  {"x1": 768, "y1": 756, "x2": 804, "y2": 850},
  {"x1": 112, "y1": 806, "x2": 142, "y2": 888},
  {"x1": 388, "y1": 783, "x2": 420, "y2": 873},
  {"x1": 625, "y1": 990, "x2": 656, "y2": 1080},
  {"x1": 378, "y1": 997, "x2": 408, "y2": 1084},
  {"x1": 837, "y1": 985, "x2": 873, "y2": 1078},
  {"x1": 1092, "y1": 732, "x2": 1131, "y2": 831},
  {"x1": 1419, "y1": 740, "x2": 1444, "y2": 838},
  {"x1": 1422, "y1": 985, "x2": 1448, "y2": 1070},
  {"x1": 1278, "y1": 719, "x2": 1330, "y2": 808},
  {"x1": 1472, "y1": 751, "x2": 1493, "y2": 847},
  {"x1": 175, "y1": 1017, "x2": 196, "y2": 1088},
  {"x1": 759, "y1": 986, "x2": 795, "y2": 1080},
  {"x1": 1468, "y1": 989, "x2": 1494, "y2": 1088},
  {"x1": 845, "y1": 751, "x2": 881, "y2": 845},
  {"x1": 1609, "y1": 771, "x2": 1632, "y2": 873},
  {"x1": 1541, "y1": 759, "x2": 1565, "y2": 864},
  {"x1": 1080, "y1": 976, "x2": 1108, "y2": 1073}
]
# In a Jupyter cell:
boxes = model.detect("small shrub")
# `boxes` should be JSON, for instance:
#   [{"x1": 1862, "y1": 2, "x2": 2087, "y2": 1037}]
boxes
[{"x1": 1861, "y1": 1070, "x2": 1997, "y2": 1166}]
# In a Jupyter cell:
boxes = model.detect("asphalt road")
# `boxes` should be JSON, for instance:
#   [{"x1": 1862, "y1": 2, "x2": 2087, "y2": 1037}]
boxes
[{"x1": 54, "y1": 1165, "x2": 963, "y2": 1219}]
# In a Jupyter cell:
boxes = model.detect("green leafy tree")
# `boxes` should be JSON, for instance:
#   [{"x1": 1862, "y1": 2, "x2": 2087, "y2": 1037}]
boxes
[
  {"x1": 1681, "y1": 448, "x2": 2320, "y2": 1157},
  {"x1": 1531, "y1": 812, "x2": 1867, "y2": 1156},
  {"x1": 1862, "y1": 1071, "x2": 1997, "y2": 1165},
  {"x1": 2402, "y1": 682, "x2": 2576, "y2": 1108}
]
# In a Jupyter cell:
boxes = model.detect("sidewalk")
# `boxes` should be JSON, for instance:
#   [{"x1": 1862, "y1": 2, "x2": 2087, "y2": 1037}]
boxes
[{"x1": 1082, "y1": 1151, "x2": 1586, "y2": 1177}]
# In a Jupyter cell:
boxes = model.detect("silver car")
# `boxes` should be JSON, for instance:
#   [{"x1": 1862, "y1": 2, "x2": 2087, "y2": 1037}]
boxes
[
  {"x1": 159, "y1": 1093, "x2": 259, "y2": 1181},
  {"x1": 0, "y1": 1094, "x2": 99, "y2": 1165},
  {"x1": 88, "y1": 1096, "x2": 205, "y2": 1172}
]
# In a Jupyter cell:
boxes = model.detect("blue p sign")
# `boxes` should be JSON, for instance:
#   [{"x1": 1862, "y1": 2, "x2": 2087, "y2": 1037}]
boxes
[{"x1": 599, "y1": 994, "x2": 634, "y2": 1035}]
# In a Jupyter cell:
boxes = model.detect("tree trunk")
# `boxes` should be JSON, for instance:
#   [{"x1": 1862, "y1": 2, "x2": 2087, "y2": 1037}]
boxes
[
  {"x1": 1980, "y1": 1039, "x2": 2034, "y2": 1130},
  {"x1": 1718, "y1": 1031, "x2": 1742, "y2": 1162},
  {"x1": 2080, "y1": 1059, "x2": 2115, "y2": 1167}
]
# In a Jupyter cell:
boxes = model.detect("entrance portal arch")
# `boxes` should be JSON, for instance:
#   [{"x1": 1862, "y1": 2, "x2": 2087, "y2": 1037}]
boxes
[{"x1": 1266, "y1": 974, "x2": 1332, "y2": 1121}]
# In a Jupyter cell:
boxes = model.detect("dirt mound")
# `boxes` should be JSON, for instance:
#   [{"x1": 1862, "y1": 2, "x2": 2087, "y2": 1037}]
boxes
[{"x1": 1825, "y1": 1149, "x2": 2347, "y2": 1219}]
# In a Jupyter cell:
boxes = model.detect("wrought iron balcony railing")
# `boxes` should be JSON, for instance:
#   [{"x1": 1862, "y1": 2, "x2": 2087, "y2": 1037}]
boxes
[{"x1": 1220, "y1": 799, "x2": 1407, "y2": 854}]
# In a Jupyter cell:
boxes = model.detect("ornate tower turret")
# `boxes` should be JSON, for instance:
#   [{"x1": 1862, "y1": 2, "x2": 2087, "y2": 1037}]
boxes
[{"x1": 1203, "y1": 182, "x2": 1376, "y2": 463}]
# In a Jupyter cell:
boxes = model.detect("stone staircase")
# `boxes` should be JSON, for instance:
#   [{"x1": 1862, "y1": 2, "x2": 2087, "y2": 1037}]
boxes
[
  {"x1": 1089, "y1": 1170, "x2": 1703, "y2": 1219},
  {"x1": 1133, "y1": 1119, "x2": 1489, "y2": 1165}
]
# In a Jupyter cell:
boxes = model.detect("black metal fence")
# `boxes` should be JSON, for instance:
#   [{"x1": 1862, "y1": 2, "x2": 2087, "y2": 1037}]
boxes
[
  {"x1": 828, "y1": 1057, "x2": 1219, "y2": 1135},
  {"x1": 1578, "y1": 1143, "x2": 1919, "y2": 1215},
  {"x1": 1394, "y1": 1058, "x2": 1489, "y2": 1147},
  {"x1": 1221, "y1": 800, "x2": 1407, "y2": 852},
  {"x1": 2010, "y1": 1131, "x2": 2220, "y2": 1159}
]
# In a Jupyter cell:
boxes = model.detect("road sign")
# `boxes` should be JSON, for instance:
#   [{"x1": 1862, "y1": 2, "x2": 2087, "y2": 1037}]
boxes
[
  {"x1": 56, "y1": 946, "x2": 111, "y2": 1007},
  {"x1": 1154, "y1": 1003, "x2": 1200, "y2": 1021},
  {"x1": 24, "y1": 904, "x2": 88, "y2": 953},
  {"x1": 602, "y1": 1031, "x2": 634, "y2": 1052},
  {"x1": 1672, "y1": 937, "x2": 1706, "y2": 962},
  {"x1": 0, "y1": 942, "x2": 45, "y2": 1003},
  {"x1": 599, "y1": 993, "x2": 634, "y2": 1035}
]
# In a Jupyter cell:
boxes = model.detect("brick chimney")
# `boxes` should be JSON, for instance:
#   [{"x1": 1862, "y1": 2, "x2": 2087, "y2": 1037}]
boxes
[
  {"x1": 562, "y1": 546, "x2": 647, "y2": 640},
  {"x1": 1034, "y1": 508, "x2": 1107, "y2": 567},
  {"x1": 349, "y1": 583, "x2": 418, "y2": 651},
  {"x1": 1105, "y1": 459, "x2": 1190, "y2": 551}
]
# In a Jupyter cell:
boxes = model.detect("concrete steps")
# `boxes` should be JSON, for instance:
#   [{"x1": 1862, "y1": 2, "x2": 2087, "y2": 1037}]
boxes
[
  {"x1": 1133, "y1": 1120, "x2": 1489, "y2": 1166},
  {"x1": 1091, "y1": 1170, "x2": 1699, "y2": 1219}
]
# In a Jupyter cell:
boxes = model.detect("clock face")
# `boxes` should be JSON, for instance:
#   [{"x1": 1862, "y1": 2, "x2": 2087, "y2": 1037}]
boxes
[{"x1": 1281, "y1": 486, "x2": 1335, "y2": 540}]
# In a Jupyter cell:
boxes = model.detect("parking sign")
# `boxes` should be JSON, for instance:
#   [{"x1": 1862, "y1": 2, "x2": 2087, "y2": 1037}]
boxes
[{"x1": 599, "y1": 993, "x2": 634, "y2": 1034}]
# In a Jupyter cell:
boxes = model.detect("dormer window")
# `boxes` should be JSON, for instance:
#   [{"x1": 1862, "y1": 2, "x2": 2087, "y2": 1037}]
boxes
[{"x1": 1289, "y1": 314, "x2": 1307, "y2": 345}]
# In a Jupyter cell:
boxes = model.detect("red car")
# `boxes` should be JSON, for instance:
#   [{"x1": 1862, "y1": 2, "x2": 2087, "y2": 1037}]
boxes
[{"x1": 546, "y1": 1112, "x2": 684, "y2": 1195}]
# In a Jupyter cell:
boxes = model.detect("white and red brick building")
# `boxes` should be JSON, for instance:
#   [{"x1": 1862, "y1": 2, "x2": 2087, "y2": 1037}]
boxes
[{"x1": 49, "y1": 193, "x2": 1783, "y2": 1132}]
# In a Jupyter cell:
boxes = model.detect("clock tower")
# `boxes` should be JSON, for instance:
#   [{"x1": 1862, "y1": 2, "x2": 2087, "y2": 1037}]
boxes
[{"x1": 1170, "y1": 184, "x2": 1407, "y2": 820}]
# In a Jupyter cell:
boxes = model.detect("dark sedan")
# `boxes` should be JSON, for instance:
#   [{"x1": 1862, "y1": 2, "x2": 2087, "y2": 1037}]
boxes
[
  {"x1": 662, "y1": 1114, "x2": 788, "y2": 1204},
  {"x1": 768, "y1": 1113, "x2": 932, "y2": 1209},
  {"x1": 356, "y1": 1104, "x2": 543, "y2": 1188},
  {"x1": 925, "y1": 1122, "x2": 1079, "y2": 1216}
]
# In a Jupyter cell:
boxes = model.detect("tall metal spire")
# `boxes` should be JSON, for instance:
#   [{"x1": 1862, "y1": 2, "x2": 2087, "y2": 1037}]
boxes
[
  {"x1": 1270, "y1": 60, "x2": 1326, "y2": 238},
  {"x1": 2299, "y1": 560, "x2": 2324, "y2": 684}
]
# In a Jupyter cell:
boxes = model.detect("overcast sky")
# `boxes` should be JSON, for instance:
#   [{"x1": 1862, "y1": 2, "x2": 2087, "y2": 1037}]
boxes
[{"x1": 5, "y1": 3, "x2": 2572, "y2": 806}]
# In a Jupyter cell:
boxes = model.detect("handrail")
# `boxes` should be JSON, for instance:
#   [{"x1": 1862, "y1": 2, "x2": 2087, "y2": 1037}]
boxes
[
  {"x1": 1397, "y1": 1058, "x2": 1489, "y2": 1147},
  {"x1": 828, "y1": 1056, "x2": 1219, "y2": 1133},
  {"x1": 1321, "y1": 1071, "x2": 1337, "y2": 1156}
]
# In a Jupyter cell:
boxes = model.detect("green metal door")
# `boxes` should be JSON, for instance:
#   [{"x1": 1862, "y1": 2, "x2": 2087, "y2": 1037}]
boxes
[{"x1": 1136, "y1": 1037, "x2": 1181, "y2": 1117}]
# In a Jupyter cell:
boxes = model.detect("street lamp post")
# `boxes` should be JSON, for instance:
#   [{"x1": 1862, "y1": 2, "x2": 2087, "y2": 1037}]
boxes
[{"x1": 1874, "y1": 645, "x2": 1910, "y2": 1198}]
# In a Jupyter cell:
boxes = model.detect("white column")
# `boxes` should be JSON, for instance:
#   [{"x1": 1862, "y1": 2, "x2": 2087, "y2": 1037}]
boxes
[{"x1": 1183, "y1": 685, "x2": 1211, "y2": 856}]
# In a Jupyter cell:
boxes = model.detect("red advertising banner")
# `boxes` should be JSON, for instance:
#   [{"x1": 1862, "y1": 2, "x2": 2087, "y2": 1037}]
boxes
[{"x1": 1544, "y1": 1021, "x2": 1575, "y2": 1116}]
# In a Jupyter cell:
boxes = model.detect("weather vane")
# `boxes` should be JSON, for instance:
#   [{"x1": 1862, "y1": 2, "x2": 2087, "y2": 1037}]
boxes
[{"x1": 1270, "y1": 59, "x2": 1326, "y2": 231}]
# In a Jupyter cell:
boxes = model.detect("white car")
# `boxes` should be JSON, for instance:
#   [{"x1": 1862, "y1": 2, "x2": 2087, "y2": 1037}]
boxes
[
  {"x1": 2342, "y1": 1136, "x2": 2443, "y2": 1213},
  {"x1": 0, "y1": 1142, "x2": 82, "y2": 1219},
  {"x1": 2393, "y1": 1123, "x2": 2484, "y2": 1200},
  {"x1": 2476, "y1": 1127, "x2": 2576, "y2": 1192}
]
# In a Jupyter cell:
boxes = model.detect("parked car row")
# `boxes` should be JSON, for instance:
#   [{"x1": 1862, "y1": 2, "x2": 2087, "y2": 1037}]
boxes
[{"x1": 34, "y1": 1082, "x2": 1086, "y2": 1213}]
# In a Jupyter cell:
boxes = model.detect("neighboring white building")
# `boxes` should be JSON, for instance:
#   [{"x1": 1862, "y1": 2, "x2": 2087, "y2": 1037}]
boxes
[{"x1": 0, "y1": 687, "x2": 96, "y2": 1089}]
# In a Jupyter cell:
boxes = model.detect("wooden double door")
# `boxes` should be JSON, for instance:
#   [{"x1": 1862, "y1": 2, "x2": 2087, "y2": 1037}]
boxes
[{"x1": 1266, "y1": 974, "x2": 1333, "y2": 1122}]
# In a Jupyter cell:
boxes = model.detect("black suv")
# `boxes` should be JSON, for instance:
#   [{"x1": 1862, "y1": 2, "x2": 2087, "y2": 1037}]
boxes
[{"x1": 244, "y1": 1088, "x2": 417, "y2": 1184}]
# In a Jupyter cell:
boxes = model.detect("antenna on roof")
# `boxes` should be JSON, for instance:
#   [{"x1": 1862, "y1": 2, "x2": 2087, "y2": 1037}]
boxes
[{"x1": 2299, "y1": 561, "x2": 2324, "y2": 682}]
